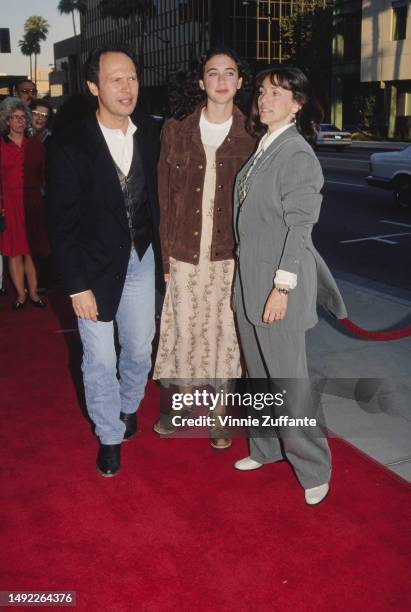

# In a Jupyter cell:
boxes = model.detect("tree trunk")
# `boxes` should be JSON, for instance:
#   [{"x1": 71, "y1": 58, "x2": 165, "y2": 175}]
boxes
[
  {"x1": 71, "y1": 10, "x2": 77, "y2": 37},
  {"x1": 34, "y1": 53, "x2": 37, "y2": 85},
  {"x1": 30, "y1": 55, "x2": 33, "y2": 81}
]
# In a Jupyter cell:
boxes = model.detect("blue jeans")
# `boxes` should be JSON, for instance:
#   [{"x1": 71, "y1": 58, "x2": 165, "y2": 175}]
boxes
[{"x1": 78, "y1": 247, "x2": 155, "y2": 444}]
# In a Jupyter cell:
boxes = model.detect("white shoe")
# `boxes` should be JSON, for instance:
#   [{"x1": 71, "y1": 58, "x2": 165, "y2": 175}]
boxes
[
  {"x1": 234, "y1": 456, "x2": 263, "y2": 471},
  {"x1": 305, "y1": 483, "x2": 329, "y2": 506}
]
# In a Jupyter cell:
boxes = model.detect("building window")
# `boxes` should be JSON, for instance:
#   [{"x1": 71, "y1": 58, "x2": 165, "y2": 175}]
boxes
[
  {"x1": 398, "y1": 91, "x2": 411, "y2": 116},
  {"x1": 392, "y1": 1, "x2": 407, "y2": 41}
]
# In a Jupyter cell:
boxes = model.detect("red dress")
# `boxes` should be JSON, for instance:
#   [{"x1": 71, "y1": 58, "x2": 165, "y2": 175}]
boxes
[{"x1": 0, "y1": 136, "x2": 50, "y2": 257}]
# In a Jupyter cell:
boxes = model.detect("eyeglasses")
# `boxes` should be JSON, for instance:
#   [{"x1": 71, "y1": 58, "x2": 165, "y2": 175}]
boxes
[
  {"x1": 32, "y1": 110, "x2": 49, "y2": 118},
  {"x1": 19, "y1": 88, "x2": 37, "y2": 95},
  {"x1": 10, "y1": 115, "x2": 26, "y2": 122}
]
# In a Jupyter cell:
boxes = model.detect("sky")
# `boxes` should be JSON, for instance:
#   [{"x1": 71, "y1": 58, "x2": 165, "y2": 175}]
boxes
[{"x1": 0, "y1": 0, "x2": 78, "y2": 76}]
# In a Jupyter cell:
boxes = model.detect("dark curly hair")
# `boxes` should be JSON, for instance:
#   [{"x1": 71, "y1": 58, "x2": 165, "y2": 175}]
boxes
[
  {"x1": 168, "y1": 46, "x2": 253, "y2": 120},
  {"x1": 248, "y1": 65, "x2": 323, "y2": 144},
  {"x1": 52, "y1": 94, "x2": 96, "y2": 134}
]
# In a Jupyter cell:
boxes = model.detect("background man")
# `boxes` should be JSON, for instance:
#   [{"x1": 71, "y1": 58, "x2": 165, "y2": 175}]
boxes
[
  {"x1": 47, "y1": 44, "x2": 162, "y2": 477},
  {"x1": 15, "y1": 79, "x2": 37, "y2": 105}
]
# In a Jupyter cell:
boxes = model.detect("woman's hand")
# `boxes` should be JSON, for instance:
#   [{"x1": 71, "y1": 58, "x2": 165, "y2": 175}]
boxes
[
  {"x1": 164, "y1": 273, "x2": 170, "y2": 284},
  {"x1": 263, "y1": 288, "x2": 289, "y2": 324}
]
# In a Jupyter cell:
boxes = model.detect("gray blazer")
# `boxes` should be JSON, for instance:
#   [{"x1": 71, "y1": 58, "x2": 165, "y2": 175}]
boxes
[{"x1": 234, "y1": 124, "x2": 347, "y2": 331}]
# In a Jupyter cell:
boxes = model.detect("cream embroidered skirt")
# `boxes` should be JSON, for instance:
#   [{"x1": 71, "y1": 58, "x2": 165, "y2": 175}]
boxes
[{"x1": 153, "y1": 144, "x2": 242, "y2": 382}]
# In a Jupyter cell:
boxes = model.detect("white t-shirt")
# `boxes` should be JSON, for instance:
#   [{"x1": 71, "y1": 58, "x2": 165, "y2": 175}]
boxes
[{"x1": 199, "y1": 109, "x2": 233, "y2": 148}]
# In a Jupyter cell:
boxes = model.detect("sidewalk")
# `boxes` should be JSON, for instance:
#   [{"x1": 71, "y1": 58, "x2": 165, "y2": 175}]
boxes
[{"x1": 307, "y1": 272, "x2": 411, "y2": 482}]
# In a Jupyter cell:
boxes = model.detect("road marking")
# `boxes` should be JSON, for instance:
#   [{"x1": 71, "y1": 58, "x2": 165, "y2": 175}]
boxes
[
  {"x1": 326, "y1": 180, "x2": 365, "y2": 188},
  {"x1": 340, "y1": 231, "x2": 411, "y2": 244},
  {"x1": 380, "y1": 220, "x2": 411, "y2": 228},
  {"x1": 373, "y1": 238, "x2": 399, "y2": 244}
]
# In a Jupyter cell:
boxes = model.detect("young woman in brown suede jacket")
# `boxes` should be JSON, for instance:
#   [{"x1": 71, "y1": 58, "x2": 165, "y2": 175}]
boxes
[{"x1": 153, "y1": 48, "x2": 256, "y2": 448}]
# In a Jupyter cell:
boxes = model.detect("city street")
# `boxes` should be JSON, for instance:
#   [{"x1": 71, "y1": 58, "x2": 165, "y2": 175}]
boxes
[{"x1": 314, "y1": 146, "x2": 411, "y2": 292}]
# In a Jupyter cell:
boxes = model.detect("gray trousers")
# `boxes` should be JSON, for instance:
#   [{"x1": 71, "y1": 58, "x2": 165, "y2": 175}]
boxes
[{"x1": 236, "y1": 298, "x2": 331, "y2": 489}]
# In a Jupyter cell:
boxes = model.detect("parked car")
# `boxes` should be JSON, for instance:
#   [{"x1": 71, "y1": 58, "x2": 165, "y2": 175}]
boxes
[
  {"x1": 315, "y1": 124, "x2": 352, "y2": 150},
  {"x1": 367, "y1": 146, "x2": 411, "y2": 208}
]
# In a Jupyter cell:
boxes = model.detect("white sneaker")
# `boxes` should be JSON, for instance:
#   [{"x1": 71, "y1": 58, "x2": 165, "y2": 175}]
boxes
[
  {"x1": 305, "y1": 483, "x2": 329, "y2": 506},
  {"x1": 234, "y1": 456, "x2": 263, "y2": 471}
]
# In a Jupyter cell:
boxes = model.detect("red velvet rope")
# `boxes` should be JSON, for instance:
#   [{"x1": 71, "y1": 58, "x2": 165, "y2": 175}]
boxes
[{"x1": 338, "y1": 318, "x2": 411, "y2": 341}]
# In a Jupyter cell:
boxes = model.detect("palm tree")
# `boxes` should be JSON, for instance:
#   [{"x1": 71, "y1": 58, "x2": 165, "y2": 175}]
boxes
[
  {"x1": 18, "y1": 31, "x2": 41, "y2": 82},
  {"x1": 18, "y1": 33, "x2": 36, "y2": 81},
  {"x1": 24, "y1": 16, "x2": 49, "y2": 85},
  {"x1": 57, "y1": 0, "x2": 87, "y2": 37}
]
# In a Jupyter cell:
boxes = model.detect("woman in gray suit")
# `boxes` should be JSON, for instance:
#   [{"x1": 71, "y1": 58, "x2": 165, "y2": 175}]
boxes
[{"x1": 233, "y1": 66, "x2": 347, "y2": 505}]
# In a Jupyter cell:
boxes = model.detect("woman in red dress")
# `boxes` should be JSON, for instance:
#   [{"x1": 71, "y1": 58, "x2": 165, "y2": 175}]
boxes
[{"x1": 0, "y1": 98, "x2": 49, "y2": 310}]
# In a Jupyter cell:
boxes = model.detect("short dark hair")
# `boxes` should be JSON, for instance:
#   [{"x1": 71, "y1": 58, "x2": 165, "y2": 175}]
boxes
[
  {"x1": 84, "y1": 44, "x2": 139, "y2": 86},
  {"x1": 30, "y1": 98, "x2": 52, "y2": 114},
  {"x1": 248, "y1": 65, "x2": 323, "y2": 143},
  {"x1": 30, "y1": 98, "x2": 53, "y2": 126},
  {"x1": 15, "y1": 78, "x2": 36, "y2": 91}
]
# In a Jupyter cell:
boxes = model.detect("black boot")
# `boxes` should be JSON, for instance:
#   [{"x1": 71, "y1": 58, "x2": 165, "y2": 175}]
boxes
[
  {"x1": 120, "y1": 412, "x2": 137, "y2": 441},
  {"x1": 96, "y1": 443, "x2": 121, "y2": 477}
]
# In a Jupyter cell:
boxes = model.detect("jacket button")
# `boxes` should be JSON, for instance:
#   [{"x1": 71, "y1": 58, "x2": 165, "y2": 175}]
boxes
[
  {"x1": 215, "y1": 252, "x2": 219, "y2": 256},
  {"x1": 217, "y1": 207, "x2": 222, "y2": 212},
  {"x1": 194, "y1": 231, "x2": 199, "y2": 236},
  {"x1": 115, "y1": 274, "x2": 121, "y2": 280},
  {"x1": 198, "y1": 164, "x2": 203, "y2": 169},
  {"x1": 218, "y1": 184, "x2": 223, "y2": 190},
  {"x1": 193, "y1": 254, "x2": 198, "y2": 259},
  {"x1": 119, "y1": 245, "x2": 124, "y2": 249},
  {"x1": 195, "y1": 187, "x2": 201, "y2": 192},
  {"x1": 217, "y1": 229, "x2": 221, "y2": 233},
  {"x1": 176, "y1": 163, "x2": 180, "y2": 168},
  {"x1": 195, "y1": 209, "x2": 200, "y2": 214},
  {"x1": 219, "y1": 162, "x2": 223, "y2": 167}
]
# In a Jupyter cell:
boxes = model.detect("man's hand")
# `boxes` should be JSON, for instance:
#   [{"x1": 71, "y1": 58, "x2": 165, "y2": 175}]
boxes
[
  {"x1": 263, "y1": 288, "x2": 288, "y2": 324},
  {"x1": 71, "y1": 290, "x2": 99, "y2": 322}
]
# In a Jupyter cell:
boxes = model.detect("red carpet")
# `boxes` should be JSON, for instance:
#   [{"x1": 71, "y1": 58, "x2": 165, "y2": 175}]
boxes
[{"x1": 1, "y1": 291, "x2": 411, "y2": 611}]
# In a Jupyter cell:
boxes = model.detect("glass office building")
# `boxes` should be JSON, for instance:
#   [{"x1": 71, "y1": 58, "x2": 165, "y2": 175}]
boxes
[{"x1": 79, "y1": 1, "x2": 323, "y2": 112}]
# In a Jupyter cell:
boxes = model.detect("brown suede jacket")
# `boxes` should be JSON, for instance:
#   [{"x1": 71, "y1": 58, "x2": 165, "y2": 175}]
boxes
[{"x1": 158, "y1": 104, "x2": 256, "y2": 273}]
